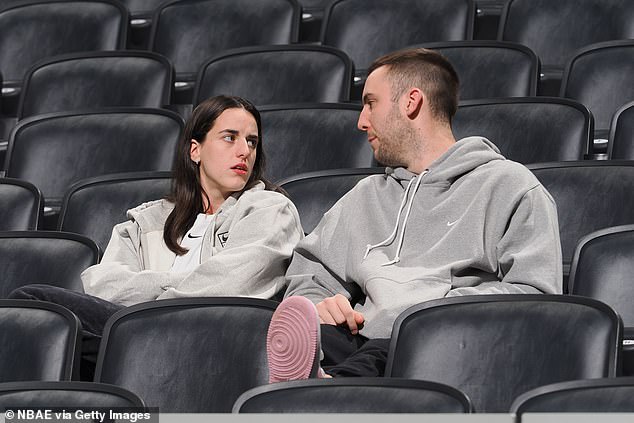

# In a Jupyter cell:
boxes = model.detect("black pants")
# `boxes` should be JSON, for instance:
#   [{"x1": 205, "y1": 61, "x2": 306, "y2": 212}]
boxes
[
  {"x1": 8, "y1": 284, "x2": 124, "y2": 381},
  {"x1": 320, "y1": 324, "x2": 390, "y2": 377},
  {"x1": 9, "y1": 285, "x2": 390, "y2": 378}
]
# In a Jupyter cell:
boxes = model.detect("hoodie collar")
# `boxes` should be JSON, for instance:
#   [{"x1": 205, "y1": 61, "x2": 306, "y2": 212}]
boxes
[
  {"x1": 128, "y1": 181, "x2": 266, "y2": 232},
  {"x1": 368, "y1": 137, "x2": 503, "y2": 266},
  {"x1": 385, "y1": 137, "x2": 505, "y2": 185}
]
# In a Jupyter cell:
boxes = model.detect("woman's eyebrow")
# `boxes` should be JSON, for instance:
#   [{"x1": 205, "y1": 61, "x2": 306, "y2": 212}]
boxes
[{"x1": 218, "y1": 129, "x2": 239, "y2": 135}]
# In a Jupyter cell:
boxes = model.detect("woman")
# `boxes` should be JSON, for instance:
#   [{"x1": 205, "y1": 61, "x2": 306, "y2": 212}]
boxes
[
  {"x1": 83, "y1": 95, "x2": 303, "y2": 304},
  {"x1": 10, "y1": 95, "x2": 304, "y2": 377}
]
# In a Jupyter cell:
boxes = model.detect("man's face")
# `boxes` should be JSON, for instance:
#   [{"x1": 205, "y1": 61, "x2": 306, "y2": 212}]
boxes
[{"x1": 357, "y1": 66, "x2": 413, "y2": 167}]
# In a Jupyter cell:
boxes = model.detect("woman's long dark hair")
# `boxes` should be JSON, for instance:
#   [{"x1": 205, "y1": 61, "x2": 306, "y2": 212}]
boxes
[{"x1": 164, "y1": 95, "x2": 278, "y2": 255}]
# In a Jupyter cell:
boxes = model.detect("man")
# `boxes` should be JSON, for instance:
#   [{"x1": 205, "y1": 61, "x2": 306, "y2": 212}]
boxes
[{"x1": 266, "y1": 48, "x2": 562, "y2": 381}]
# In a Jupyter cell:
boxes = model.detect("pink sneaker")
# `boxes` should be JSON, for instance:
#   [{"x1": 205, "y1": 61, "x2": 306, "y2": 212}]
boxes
[{"x1": 267, "y1": 296, "x2": 322, "y2": 383}]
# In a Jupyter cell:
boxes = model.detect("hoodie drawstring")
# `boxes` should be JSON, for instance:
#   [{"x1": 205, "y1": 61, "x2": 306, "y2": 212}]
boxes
[{"x1": 363, "y1": 170, "x2": 427, "y2": 266}]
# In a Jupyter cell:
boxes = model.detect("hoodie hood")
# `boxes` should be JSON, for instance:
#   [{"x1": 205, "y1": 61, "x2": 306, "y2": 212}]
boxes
[
  {"x1": 387, "y1": 136, "x2": 506, "y2": 185},
  {"x1": 367, "y1": 137, "x2": 506, "y2": 266},
  {"x1": 125, "y1": 181, "x2": 266, "y2": 234}
]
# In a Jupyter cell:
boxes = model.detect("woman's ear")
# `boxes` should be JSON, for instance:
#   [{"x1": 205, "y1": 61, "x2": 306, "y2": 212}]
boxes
[{"x1": 190, "y1": 139, "x2": 201, "y2": 164}]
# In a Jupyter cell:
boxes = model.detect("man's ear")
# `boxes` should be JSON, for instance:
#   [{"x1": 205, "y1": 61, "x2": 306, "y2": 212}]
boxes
[
  {"x1": 190, "y1": 139, "x2": 201, "y2": 164},
  {"x1": 404, "y1": 88, "x2": 424, "y2": 118}
]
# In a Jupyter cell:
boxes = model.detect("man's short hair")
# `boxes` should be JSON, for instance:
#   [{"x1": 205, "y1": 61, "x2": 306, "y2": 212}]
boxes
[{"x1": 368, "y1": 48, "x2": 460, "y2": 125}]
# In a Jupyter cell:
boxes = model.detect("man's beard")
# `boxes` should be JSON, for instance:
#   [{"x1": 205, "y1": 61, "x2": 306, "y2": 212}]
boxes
[{"x1": 374, "y1": 107, "x2": 416, "y2": 167}]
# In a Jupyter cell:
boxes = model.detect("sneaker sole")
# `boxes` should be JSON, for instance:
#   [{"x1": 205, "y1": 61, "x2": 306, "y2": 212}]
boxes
[{"x1": 267, "y1": 296, "x2": 320, "y2": 383}]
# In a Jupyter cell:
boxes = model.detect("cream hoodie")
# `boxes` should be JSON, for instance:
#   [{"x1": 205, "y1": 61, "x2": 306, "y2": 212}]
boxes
[
  {"x1": 285, "y1": 137, "x2": 562, "y2": 339},
  {"x1": 82, "y1": 182, "x2": 304, "y2": 306}
]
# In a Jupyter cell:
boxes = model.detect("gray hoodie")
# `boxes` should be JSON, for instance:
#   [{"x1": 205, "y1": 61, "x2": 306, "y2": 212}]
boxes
[
  {"x1": 285, "y1": 137, "x2": 562, "y2": 339},
  {"x1": 82, "y1": 182, "x2": 304, "y2": 306}
]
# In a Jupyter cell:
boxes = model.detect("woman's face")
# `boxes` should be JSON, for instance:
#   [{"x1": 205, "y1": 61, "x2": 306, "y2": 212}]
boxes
[{"x1": 190, "y1": 107, "x2": 259, "y2": 205}]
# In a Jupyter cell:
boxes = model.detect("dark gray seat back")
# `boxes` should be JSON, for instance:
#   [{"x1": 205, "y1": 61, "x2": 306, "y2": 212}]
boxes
[
  {"x1": 528, "y1": 161, "x2": 634, "y2": 277},
  {"x1": 18, "y1": 52, "x2": 173, "y2": 119},
  {"x1": 59, "y1": 172, "x2": 172, "y2": 254},
  {"x1": 561, "y1": 40, "x2": 634, "y2": 135},
  {"x1": 234, "y1": 378, "x2": 472, "y2": 413},
  {"x1": 322, "y1": 0, "x2": 474, "y2": 76},
  {"x1": 0, "y1": 231, "x2": 99, "y2": 296},
  {"x1": 0, "y1": 0, "x2": 126, "y2": 88},
  {"x1": 421, "y1": 41, "x2": 539, "y2": 99},
  {"x1": 95, "y1": 298, "x2": 277, "y2": 412},
  {"x1": 609, "y1": 101, "x2": 634, "y2": 160},
  {"x1": 0, "y1": 178, "x2": 41, "y2": 230},
  {"x1": 5, "y1": 109, "x2": 182, "y2": 212},
  {"x1": 259, "y1": 103, "x2": 373, "y2": 182},
  {"x1": 0, "y1": 381, "x2": 145, "y2": 409},
  {"x1": 387, "y1": 295, "x2": 622, "y2": 412},
  {"x1": 194, "y1": 46, "x2": 352, "y2": 106},
  {"x1": 453, "y1": 98, "x2": 592, "y2": 162},
  {"x1": 511, "y1": 377, "x2": 634, "y2": 414},
  {"x1": 0, "y1": 299, "x2": 81, "y2": 381},
  {"x1": 279, "y1": 168, "x2": 385, "y2": 233}
]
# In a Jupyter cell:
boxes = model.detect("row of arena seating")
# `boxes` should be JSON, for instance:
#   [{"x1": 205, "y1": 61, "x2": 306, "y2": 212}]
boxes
[
  {"x1": 0, "y1": 0, "x2": 633, "y2": 134},
  {"x1": 1, "y1": 377, "x2": 634, "y2": 414},
  {"x1": 0, "y1": 2, "x2": 632, "y2": 169},
  {"x1": 0, "y1": 41, "x2": 632, "y2": 169},
  {"x1": 1, "y1": 0, "x2": 633, "y2": 102},
  {"x1": 1, "y1": 40, "x2": 633, "y2": 135},
  {"x1": 2, "y1": 159, "x2": 634, "y2": 272},
  {"x1": 1, "y1": 163, "x2": 633, "y2": 321},
  {"x1": 0, "y1": 292, "x2": 632, "y2": 413},
  {"x1": 1, "y1": 99, "x2": 633, "y2": 226}
]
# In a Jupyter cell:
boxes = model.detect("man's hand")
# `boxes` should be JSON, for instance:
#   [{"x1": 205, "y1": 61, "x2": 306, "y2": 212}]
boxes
[{"x1": 316, "y1": 293, "x2": 365, "y2": 335}]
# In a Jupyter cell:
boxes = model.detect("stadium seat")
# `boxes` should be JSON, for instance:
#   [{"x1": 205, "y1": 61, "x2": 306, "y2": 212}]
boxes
[
  {"x1": 569, "y1": 224, "x2": 634, "y2": 375},
  {"x1": 0, "y1": 126, "x2": 13, "y2": 168},
  {"x1": 0, "y1": 65, "x2": 12, "y2": 159},
  {"x1": 511, "y1": 377, "x2": 634, "y2": 414},
  {"x1": 498, "y1": 0, "x2": 634, "y2": 96},
  {"x1": 0, "y1": 299, "x2": 81, "y2": 381},
  {"x1": 118, "y1": 0, "x2": 171, "y2": 49},
  {"x1": 259, "y1": 103, "x2": 373, "y2": 182},
  {"x1": 4, "y1": 109, "x2": 182, "y2": 227},
  {"x1": 95, "y1": 298, "x2": 277, "y2": 412},
  {"x1": 0, "y1": 0, "x2": 127, "y2": 116},
  {"x1": 0, "y1": 381, "x2": 145, "y2": 409},
  {"x1": 453, "y1": 97, "x2": 592, "y2": 163},
  {"x1": 17, "y1": 51, "x2": 173, "y2": 119},
  {"x1": 609, "y1": 101, "x2": 634, "y2": 160},
  {"x1": 386, "y1": 294, "x2": 622, "y2": 412},
  {"x1": 473, "y1": 0, "x2": 506, "y2": 40},
  {"x1": 193, "y1": 46, "x2": 353, "y2": 106},
  {"x1": 0, "y1": 177, "x2": 42, "y2": 230},
  {"x1": 0, "y1": 231, "x2": 99, "y2": 297},
  {"x1": 0, "y1": 70, "x2": 7, "y2": 147},
  {"x1": 296, "y1": 0, "x2": 336, "y2": 42},
  {"x1": 279, "y1": 168, "x2": 385, "y2": 233},
  {"x1": 421, "y1": 41, "x2": 539, "y2": 99},
  {"x1": 527, "y1": 161, "x2": 634, "y2": 279},
  {"x1": 59, "y1": 172, "x2": 172, "y2": 254},
  {"x1": 150, "y1": 0, "x2": 300, "y2": 103},
  {"x1": 559, "y1": 40, "x2": 634, "y2": 155},
  {"x1": 321, "y1": 0, "x2": 474, "y2": 98},
  {"x1": 233, "y1": 378, "x2": 472, "y2": 413}
]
